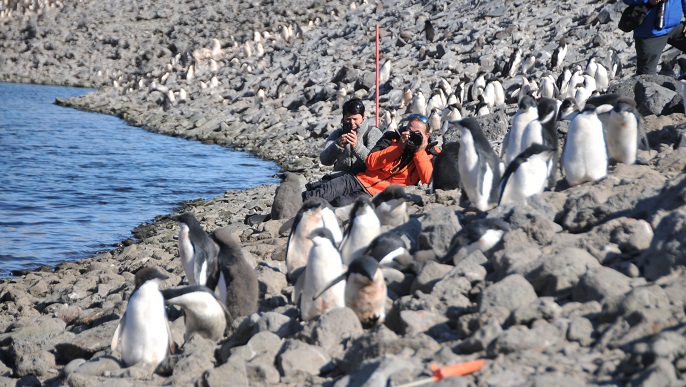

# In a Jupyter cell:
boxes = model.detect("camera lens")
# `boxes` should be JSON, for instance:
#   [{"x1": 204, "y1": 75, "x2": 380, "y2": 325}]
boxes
[{"x1": 408, "y1": 131, "x2": 423, "y2": 147}]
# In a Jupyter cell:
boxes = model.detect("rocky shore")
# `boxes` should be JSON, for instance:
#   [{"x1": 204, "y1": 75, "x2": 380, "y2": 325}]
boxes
[{"x1": 3, "y1": 0, "x2": 686, "y2": 385}]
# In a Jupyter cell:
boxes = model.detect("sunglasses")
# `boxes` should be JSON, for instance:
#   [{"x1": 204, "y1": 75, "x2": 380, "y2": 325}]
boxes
[{"x1": 408, "y1": 114, "x2": 429, "y2": 124}]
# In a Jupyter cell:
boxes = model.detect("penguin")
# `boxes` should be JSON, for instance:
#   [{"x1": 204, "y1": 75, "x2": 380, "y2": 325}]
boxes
[
  {"x1": 424, "y1": 19, "x2": 435, "y2": 42},
  {"x1": 520, "y1": 54, "x2": 536, "y2": 75},
  {"x1": 492, "y1": 80, "x2": 506, "y2": 106},
  {"x1": 522, "y1": 98, "x2": 560, "y2": 184},
  {"x1": 597, "y1": 97, "x2": 648, "y2": 165},
  {"x1": 286, "y1": 197, "x2": 342, "y2": 281},
  {"x1": 457, "y1": 118, "x2": 503, "y2": 211},
  {"x1": 432, "y1": 141, "x2": 461, "y2": 191},
  {"x1": 481, "y1": 82, "x2": 496, "y2": 107},
  {"x1": 446, "y1": 218, "x2": 510, "y2": 262},
  {"x1": 507, "y1": 48, "x2": 523, "y2": 78},
  {"x1": 550, "y1": 38, "x2": 567, "y2": 70},
  {"x1": 408, "y1": 91, "x2": 427, "y2": 116},
  {"x1": 568, "y1": 66, "x2": 585, "y2": 99},
  {"x1": 559, "y1": 98, "x2": 580, "y2": 121},
  {"x1": 498, "y1": 144, "x2": 557, "y2": 206},
  {"x1": 476, "y1": 100, "x2": 490, "y2": 116},
  {"x1": 379, "y1": 59, "x2": 391, "y2": 84},
  {"x1": 111, "y1": 267, "x2": 174, "y2": 372},
  {"x1": 441, "y1": 105, "x2": 463, "y2": 136},
  {"x1": 537, "y1": 74, "x2": 559, "y2": 99},
  {"x1": 340, "y1": 196, "x2": 381, "y2": 265},
  {"x1": 271, "y1": 172, "x2": 304, "y2": 220},
  {"x1": 557, "y1": 67, "x2": 572, "y2": 98},
  {"x1": 594, "y1": 62, "x2": 609, "y2": 93},
  {"x1": 313, "y1": 256, "x2": 386, "y2": 328},
  {"x1": 172, "y1": 212, "x2": 219, "y2": 288},
  {"x1": 300, "y1": 228, "x2": 346, "y2": 321},
  {"x1": 371, "y1": 184, "x2": 409, "y2": 227},
  {"x1": 585, "y1": 57, "x2": 598, "y2": 77},
  {"x1": 469, "y1": 72, "x2": 486, "y2": 103},
  {"x1": 211, "y1": 227, "x2": 259, "y2": 320},
  {"x1": 162, "y1": 285, "x2": 230, "y2": 342},
  {"x1": 562, "y1": 105, "x2": 608, "y2": 186},
  {"x1": 401, "y1": 89, "x2": 413, "y2": 109},
  {"x1": 609, "y1": 49, "x2": 623, "y2": 80},
  {"x1": 429, "y1": 109, "x2": 442, "y2": 133},
  {"x1": 364, "y1": 232, "x2": 412, "y2": 269},
  {"x1": 501, "y1": 96, "x2": 538, "y2": 166}
]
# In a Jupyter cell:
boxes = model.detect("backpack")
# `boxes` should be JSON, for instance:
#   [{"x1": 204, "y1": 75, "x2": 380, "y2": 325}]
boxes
[{"x1": 618, "y1": 5, "x2": 650, "y2": 33}]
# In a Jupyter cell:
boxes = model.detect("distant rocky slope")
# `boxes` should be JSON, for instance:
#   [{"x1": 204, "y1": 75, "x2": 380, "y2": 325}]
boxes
[{"x1": 3, "y1": 0, "x2": 686, "y2": 386}]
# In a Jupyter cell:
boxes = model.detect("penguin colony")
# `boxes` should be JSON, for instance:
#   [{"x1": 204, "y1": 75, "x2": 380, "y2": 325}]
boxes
[{"x1": 87, "y1": 2, "x2": 652, "y2": 375}]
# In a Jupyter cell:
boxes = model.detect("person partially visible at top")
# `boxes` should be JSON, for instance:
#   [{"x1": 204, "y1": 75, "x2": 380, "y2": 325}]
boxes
[
  {"x1": 302, "y1": 114, "x2": 440, "y2": 207},
  {"x1": 624, "y1": 0, "x2": 686, "y2": 74},
  {"x1": 319, "y1": 98, "x2": 383, "y2": 175}
]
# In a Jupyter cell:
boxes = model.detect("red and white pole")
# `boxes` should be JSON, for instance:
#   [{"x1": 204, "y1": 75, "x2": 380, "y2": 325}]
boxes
[{"x1": 375, "y1": 24, "x2": 380, "y2": 128}]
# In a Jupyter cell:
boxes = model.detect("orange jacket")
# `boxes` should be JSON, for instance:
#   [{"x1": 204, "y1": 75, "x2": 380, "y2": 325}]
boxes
[{"x1": 356, "y1": 141, "x2": 438, "y2": 196}]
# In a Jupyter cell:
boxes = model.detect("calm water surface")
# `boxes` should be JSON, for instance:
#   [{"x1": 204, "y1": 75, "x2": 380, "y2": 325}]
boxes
[{"x1": 0, "y1": 82, "x2": 279, "y2": 276}]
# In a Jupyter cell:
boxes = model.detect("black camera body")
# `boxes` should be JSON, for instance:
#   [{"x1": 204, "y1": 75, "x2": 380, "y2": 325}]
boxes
[
  {"x1": 408, "y1": 131, "x2": 423, "y2": 148},
  {"x1": 342, "y1": 122, "x2": 353, "y2": 134}
]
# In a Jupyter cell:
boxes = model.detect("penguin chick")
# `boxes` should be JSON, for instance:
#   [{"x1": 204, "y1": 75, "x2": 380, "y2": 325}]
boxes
[
  {"x1": 211, "y1": 227, "x2": 258, "y2": 320},
  {"x1": 431, "y1": 141, "x2": 461, "y2": 192},
  {"x1": 111, "y1": 267, "x2": 174, "y2": 372},
  {"x1": 498, "y1": 144, "x2": 557, "y2": 206},
  {"x1": 371, "y1": 184, "x2": 409, "y2": 227},
  {"x1": 172, "y1": 212, "x2": 219, "y2": 287},
  {"x1": 313, "y1": 256, "x2": 386, "y2": 328},
  {"x1": 162, "y1": 285, "x2": 230, "y2": 342},
  {"x1": 271, "y1": 172, "x2": 304, "y2": 220},
  {"x1": 300, "y1": 228, "x2": 346, "y2": 321},
  {"x1": 340, "y1": 196, "x2": 381, "y2": 265}
]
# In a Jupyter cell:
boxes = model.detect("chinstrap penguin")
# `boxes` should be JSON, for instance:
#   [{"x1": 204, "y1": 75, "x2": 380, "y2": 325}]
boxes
[
  {"x1": 300, "y1": 228, "x2": 346, "y2": 321},
  {"x1": 171, "y1": 212, "x2": 219, "y2": 288},
  {"x1": 340, "y1": 196, "x2": 381, "y2": 265},
  {"x1": 562, "y1": 105, "x2": 608, "y2": 186},
  {"x1": 498, "y1": 144, "x2": 557, "y2": 206},
  {"x1": 371, "y1": 184, "x2": 409, "y2": 227},
  {"x1": 457, "y1": 118, "x2": 503, "y2": 211},
  {"x1": 162, "y1": 285, "x2": 230, "y2": 343}
]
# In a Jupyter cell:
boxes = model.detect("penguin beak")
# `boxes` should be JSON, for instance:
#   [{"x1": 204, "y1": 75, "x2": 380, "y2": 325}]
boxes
[{"x1": 348, "y1": 256, "x2": 379, "y2": 282}]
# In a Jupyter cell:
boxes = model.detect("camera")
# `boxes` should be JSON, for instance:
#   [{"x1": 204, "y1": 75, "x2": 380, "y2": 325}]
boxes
[
  {"x1": 408, "y1": 131, "x2": 423, "y2": 148},
  {"x1": 342, "y1": 121, "x2": 353, "y2": 134}
]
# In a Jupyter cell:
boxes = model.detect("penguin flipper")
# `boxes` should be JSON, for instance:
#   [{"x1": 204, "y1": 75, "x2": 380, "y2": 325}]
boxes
[{"x1": 111, "y1": 313, "x2": 125, "y2": 352}]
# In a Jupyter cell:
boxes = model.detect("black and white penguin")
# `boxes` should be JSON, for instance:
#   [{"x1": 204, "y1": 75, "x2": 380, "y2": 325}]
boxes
[
  {"x1": 300, "y1": 228, "x2": 346, "y2": 321},
  {"x1": 507, "y1": 48, "x2": 523, "y2": 78},
  {"x1": 285, "y1": 197, "x2": 342, "y2": 281},
  {"x1": 550, "y1": 38, "x2": 567, "y2": 70},
  {"x1": 271, "y1": 172, "x2": 304, "y2": 220},
  {"x1": 597, "y1": 97, "x2": 649, "y2": 165},
  {"x1": 562, "y1": 105, "x2": 608, "y2": 186},
  {"x1": 340, "y1": 196, "x2": 381, "y2": 265},
  {"x1": 498, "y1": 144, "x2": 557, "y2": 206},
  {"x1": 520, "y1": 97, "x2": 559, "y2": 188},
  {"x1": 456, "y1": 118, "x2": 503, "y2": 211},
  {"x1": 501, "y1": 96, "x2": 538, "y2": 166},
  {"x1": 172, "y1": 213, "x2": 219, "y2": 288},
  {"x1": 364, "y1": 232, "x2": 412, "y2": 269},
  {"x1": 371, "y1": 184, "x2": 409, "y2": 227},
  {"x1": 432, "y1": 141, "x2": 461, "y2": 191},
  {"x1": 313, "y1": 255, "x2": 386, "y2": 328},
  {"x1": 446, "y1": 218, "x2": 510, "y2": 263},
  {"x1": 211, "y1": 227, "x2": 259, "y2": 320},
  {"x1": 162, "y1": 285, "x2": 230, "y2": 342},
  {"x1": 558, "y1": 98, "x2": 580, "y2": 121},
  {"x1": 111, "y1": 267, "x2": 174, "y2": 372}
]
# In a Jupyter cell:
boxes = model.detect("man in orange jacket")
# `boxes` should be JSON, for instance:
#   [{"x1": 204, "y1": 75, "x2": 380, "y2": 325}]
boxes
[{"x1": 302, "y1": 114, "x2": 440, "y2": 206}]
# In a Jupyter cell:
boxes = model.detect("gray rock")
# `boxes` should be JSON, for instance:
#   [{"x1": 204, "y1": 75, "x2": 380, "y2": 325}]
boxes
[
  {"x1": 311, "y1": 307, "x2": 363, "y2": 357},
  {"x1": 410, "y1": 261, "x2": 453, "y2": 294},
  {"x1": 15, "y1": 351, "x2": 56, "y2": 377},
  {"x1": 399, "y1": 310, "x2": 449, "y2": 337},
  {"x1": 573, "y1": 266, "x2": 632, "y2": 303},
  {"x1": 635, "y1": 78, "x2": 682, "y2": 116},
  {"x1": 165, "y1": 335, "x2": 215, "y2": 385},
  {"x1": 276, "y1": 340, "x2": 330, "y2": 378},
  {"x1": 639, "y1": 208, "x2": 686, "y2": 280},
  {"x1": 567, "y1": 317, "x2": 594, "y2": 347},
  {"x1": 333, "y1": 355, "x2": 421, "y2": 387},
  {"x1": 510, "y1": 297, "x2": 562, "y2": 326},
  {"x1": 55, "y1": 320, "x2": 118, "y2": 363},
  {"x1": 489, "y1": 321, "x2": 561, "y2": 356},
  {"x1": 416, "y1": 208, "x2": 461, "y2": 257},
  {"x1": 456, "y1": 319, "x2": 502, "y2": 354},
  {"x1": 489, "y1": 229, "x2": 543, "y2": 280},
  {"x1": 256, "y1": 311, "x2": 302, "y2": 338},
  {"x1": 71, "y1": 356, "x2": 121, "y2": 377},
  {"x1": 629, "y1": 358, "x2": 677, "y2": 387},
  {"x1": 479, "y1": 274, "x2": 538, "y2": 313},
  {"x1": 200, "y1": 359, "x2": 249, "y2": 387},
  {"x1": 526, "y1": 248, "x2": 600, "y2": 297}
]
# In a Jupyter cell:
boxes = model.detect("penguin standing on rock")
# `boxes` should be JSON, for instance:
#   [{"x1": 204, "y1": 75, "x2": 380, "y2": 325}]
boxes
[
  {"x1": 498, "y1": 144, "x2": 557, "y2": 206},
  {"x1": 457, "y1": 118, "x2": 503, "y2": 211},
  {"x1": 286, "y1": 198, "x2": 342, "y2": 281},
  {"x1": 162, "y1": 285, "x2": 230, "y2": 342},
  {"x1": 300, "y1": 228, "x2": 346, "y2": 321},
  {"x1": 340, "y1": 197, "x2": 381, "y2": 265},
  {"x1": 364, "y1": 232, "x2": 412, "y2": 269},
  {"x1": 501, "y1": 96, "x2": 538, "y2": 166},
  {"x1": 271, "y1": 172, "x2": 304, "y2": 220},
  {"x1": 371, "y1": 184, "x2": 409, "y2": 227},
  {"x1": 431, "y1": 141, "x2": 461, "y2": 192},
  {"x1": 597, "y1": 97, "x2": 648, "y2": 165},
  {"x1": 111, "y1": 267, "x2": 174, "y2": 372},
  {"x1": 211, "y1": 227, "x2": 258, "y2": 320},
  {"x1": 520, "y1": 97, "x2": 560, "y2": 189},
  {"x1": 313, "y1": 255, "x2": 387, "y2": 328},
  {"x1": 562, "y1": 105, "x2": 608, "y2": 186},
  {"x1": 172, "y1": 213, "x2": 219, "y2": 287}
]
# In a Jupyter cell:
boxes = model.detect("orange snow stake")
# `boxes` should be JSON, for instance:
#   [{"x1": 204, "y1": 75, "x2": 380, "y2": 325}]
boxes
[{"x1": 396, "y1": 359, "x2": 485, "y2": 387}]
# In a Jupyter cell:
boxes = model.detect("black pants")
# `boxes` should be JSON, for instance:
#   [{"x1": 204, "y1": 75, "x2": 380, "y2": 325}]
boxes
[
  {"x1": 302, "y1": 172, "x2": 370, "y2": 207},
  {"x1": 635, "y1": 22, "x2": 686, "y2": 75}
]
